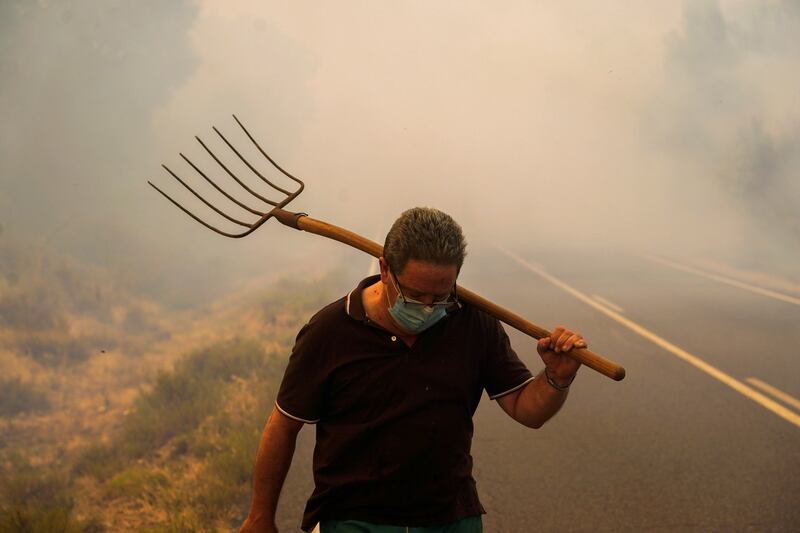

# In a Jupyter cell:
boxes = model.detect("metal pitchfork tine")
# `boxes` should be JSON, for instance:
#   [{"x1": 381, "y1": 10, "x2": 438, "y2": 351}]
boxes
[
  {"x1": 147, "y1": 114, "x2": 304, "y2": 238},
  {"x1": 148, "y1": 115, "x2": 626, "y2": 382}
]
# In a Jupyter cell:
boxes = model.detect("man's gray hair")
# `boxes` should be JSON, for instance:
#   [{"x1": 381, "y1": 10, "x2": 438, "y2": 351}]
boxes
[{"x1": 383, "y1": 207, "x2": 467, "y2": 274}]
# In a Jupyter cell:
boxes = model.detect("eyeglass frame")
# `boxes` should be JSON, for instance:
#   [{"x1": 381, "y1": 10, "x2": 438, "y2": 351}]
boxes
[{"x1": 389, "y1": 271, "x2": 459, "y2": 310}]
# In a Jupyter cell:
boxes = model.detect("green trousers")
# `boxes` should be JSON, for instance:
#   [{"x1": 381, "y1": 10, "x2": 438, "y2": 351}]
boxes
[{"x1": 319, "y1": 516, "x2": 483, "y2": 533}]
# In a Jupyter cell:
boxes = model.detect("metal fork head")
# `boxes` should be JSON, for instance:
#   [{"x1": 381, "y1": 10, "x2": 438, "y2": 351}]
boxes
[{"x1": 148, "y1": 115, "x2": 304, "y2": 238}]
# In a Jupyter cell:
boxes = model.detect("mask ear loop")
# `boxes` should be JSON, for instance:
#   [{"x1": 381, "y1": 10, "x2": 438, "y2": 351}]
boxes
[
  {"x1": 447, "y1": 285, "x2": 462, "y2": 313},
  {"x1": 385, "y1": 272, "x2": 401, "y2": 313},
  {"x1": 384, "y1": 280, "x2": 393, "y2": 311}
]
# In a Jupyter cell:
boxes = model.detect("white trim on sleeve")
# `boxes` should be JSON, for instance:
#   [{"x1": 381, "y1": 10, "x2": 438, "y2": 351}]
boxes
[
  {"x1": 275, "y1": 401, "x2": 320, "y2": 424},
  {"x1": 489, "y1": 376, "x2": 536, "y2": 400},
  {"x1": 345, "y1": 289, "x2": 354, "y2": 316}
]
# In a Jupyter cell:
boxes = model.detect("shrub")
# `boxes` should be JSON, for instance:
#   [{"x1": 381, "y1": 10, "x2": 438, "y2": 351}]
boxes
[
  {"x1": 122, "y1": 305, "x2": 169, "y2": 341},
  {"x1": 176, "y1": 338, "x2": 266, "y2": 383},
  {"x1": 105, "y1": 467, "x2": 168, "y2": 501},
  {"x1": 261, "y1": 272, "x2": 343, "y2": 324},
  {"x1": 77, "y1": 338, "x2": 272, "y2": 481},
  {"x1": 193, "y1": 422, "x2": 261, "y2": 522},
  {"x1": 138, "y1": 513, "x2": 206, "y2": 533},
  {"x1": 1, "y1": 454, "x2": 72, "y2": 510},
  {"x1": 73, "y1": 443, "x2": 126, "y2": 481},
  {"x1": 119, "y1": 371, "x2": 222, "y2": 460},
  {"x1": 0, "y1": 505, "x2": 85, "y2": 533},
  {"x1": 0, "y1": 286, "x2": 64, "y2": 330},
  {"x1": 0, "y1": 454, "x2": 96, "y2": 533},
  {"x1": 0, "y1": 378, "x2": 50, "y2": 417},
  {"x1": 16, "y1": 332, "x2": 94, "y2": 366}
]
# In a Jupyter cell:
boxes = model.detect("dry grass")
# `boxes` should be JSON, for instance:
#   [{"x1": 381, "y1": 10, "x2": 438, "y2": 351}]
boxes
[{"x1": 0, "y1": 241, "x2": 343, "y2": 532}]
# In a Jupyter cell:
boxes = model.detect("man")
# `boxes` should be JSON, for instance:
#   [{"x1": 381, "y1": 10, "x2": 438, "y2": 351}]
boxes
[{"x1": 240, "y1": 207, "x2": 586, "y2": 533}]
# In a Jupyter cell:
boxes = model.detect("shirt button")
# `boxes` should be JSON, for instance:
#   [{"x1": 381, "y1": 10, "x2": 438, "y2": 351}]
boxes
[{"x1": 391, "y1": 336, "x2": 397, "y2": 342}]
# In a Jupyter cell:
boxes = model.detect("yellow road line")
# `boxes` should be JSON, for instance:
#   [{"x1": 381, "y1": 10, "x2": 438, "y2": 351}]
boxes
[
  {"x1": 641, "y1": 253, "x2": 800, "y2": 307},
  {"x1": 592, "y1": 294, "x2": 624, "y2": 313},
  {"x1": 746, "y1": 378, "x2": 800, "y2": 411},
  {"x1": 497, "y1": 246, "x2": 800, "y2": 429}
]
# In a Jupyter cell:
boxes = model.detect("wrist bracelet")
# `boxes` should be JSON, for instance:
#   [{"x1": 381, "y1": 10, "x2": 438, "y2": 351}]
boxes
[{"x1": 544, "y1": 367, "x2": 575, "y2": 391}]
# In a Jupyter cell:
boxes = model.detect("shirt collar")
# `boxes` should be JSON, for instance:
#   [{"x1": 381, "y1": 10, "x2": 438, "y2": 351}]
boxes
[{"x1": 345, "y1": 275, "x2": 380, "y2": 322}]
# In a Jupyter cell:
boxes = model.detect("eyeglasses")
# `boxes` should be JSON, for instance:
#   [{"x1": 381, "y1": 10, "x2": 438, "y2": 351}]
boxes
[{"x1": 389, "y1": 272, "x2": 459, "y2": 309}]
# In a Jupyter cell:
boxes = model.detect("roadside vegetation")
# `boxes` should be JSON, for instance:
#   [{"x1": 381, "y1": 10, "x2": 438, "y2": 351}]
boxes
[
  {"x1": 0, "y1": 241, "x2": 168, "y2": 368},
  {"x1": 0, "y1": 453, "x2": 101, "y2": 533},
  {"x1": 0, "y1": 378, "x2": 50, "y2": 417},
  {"x1": 0, "y1": 257, "x2": 342, "y2": 531}
]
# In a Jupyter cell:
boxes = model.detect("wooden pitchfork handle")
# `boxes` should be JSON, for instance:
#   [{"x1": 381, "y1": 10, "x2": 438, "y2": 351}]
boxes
[
  {"x1": 148, "y1": 115, "x2": 624, "y2": 381},
  {"x1": 272, "y1": 208, "x2": 626, "y2": 381}
]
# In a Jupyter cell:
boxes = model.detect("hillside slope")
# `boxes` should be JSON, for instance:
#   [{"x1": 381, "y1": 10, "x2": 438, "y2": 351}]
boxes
[{"x1": 0, "y1": 240, "x2": 343, "y2": 531}]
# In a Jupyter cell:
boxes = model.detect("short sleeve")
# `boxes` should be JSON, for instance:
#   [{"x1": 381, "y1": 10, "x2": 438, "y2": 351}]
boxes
[
  {"x1": 481, "y1": 316, "x2": 535, "y2": 400},
  {"x1": 275, "y1": 318, "x2": 329, "y2": 424}
]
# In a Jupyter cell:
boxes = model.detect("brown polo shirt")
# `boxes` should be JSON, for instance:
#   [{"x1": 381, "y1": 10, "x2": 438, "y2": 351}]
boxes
[{"x1": 276, "y1": 275, "x2": 534, "y2": 531}]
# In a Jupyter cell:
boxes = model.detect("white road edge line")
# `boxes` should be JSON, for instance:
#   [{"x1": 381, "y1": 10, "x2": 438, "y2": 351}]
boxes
[
  {"x1": 746, "y1": 378, "x2": 800, "y2": 412},
  {"x1": 592, "y1": 294, "x2": 624, "y2": 313},
  {"x1": 641, "y1": 253, "x2": 800, "y2": 307},
  {"x1": 497, "y1": 246, "x2": 800, "y2": 429}
]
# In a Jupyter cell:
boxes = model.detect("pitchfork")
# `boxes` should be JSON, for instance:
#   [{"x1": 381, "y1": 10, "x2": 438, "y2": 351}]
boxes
[{"x1": 148, "y1": 116, "x2": 626, "y2": 381}]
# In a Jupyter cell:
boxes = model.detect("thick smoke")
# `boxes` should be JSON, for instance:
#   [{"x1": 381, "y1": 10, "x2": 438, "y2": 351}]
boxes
[
  {"x1": 651, "y1": 0, "x2": 800, "y2": 264},
  {"x1": 0, "y1": 1, "x2": 209, "y2": 304},
  {"x1": 2, "y1": 0, "x2": 798, "y2": 307}
]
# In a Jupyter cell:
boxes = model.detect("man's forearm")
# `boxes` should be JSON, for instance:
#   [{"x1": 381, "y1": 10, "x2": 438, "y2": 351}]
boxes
[
  {"x1": 245, "y1": 406, "x2": 303, "y2": 527},
  {"x1": 513, "y1": 370, "x2": 571, "y2": 428}
]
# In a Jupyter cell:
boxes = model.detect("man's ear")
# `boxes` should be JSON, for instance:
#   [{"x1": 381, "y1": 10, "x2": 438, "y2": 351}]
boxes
[{"x1": 378, "y1": 257, "x2": 390, "y2": 283}]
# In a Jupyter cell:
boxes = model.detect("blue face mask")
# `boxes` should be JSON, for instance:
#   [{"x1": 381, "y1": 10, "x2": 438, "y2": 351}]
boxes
[
  {"x1": 388, "y1": 296, "x2": 448, "y2": 334},
  {"x1": 386, "y1": 273, "x2": 451, "y2": 334}
]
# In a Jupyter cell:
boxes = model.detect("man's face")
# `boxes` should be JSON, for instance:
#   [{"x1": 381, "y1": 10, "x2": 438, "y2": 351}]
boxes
[{"x1": 380, "y1": 258, "x2": 458, "y2": 306}]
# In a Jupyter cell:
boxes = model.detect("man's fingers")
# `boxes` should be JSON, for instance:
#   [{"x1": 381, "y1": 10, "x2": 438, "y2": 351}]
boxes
[
  {"x1": 555, "y1": 328, "x2": 572, "y2": 352},
  {"x1": 549, "y1": 326, "x2": 565, "y2": 350},
  {"x1": 563, "y1": 333, "x2": 584, "y2": 352},
  {"x1": 562, "y1": 335, "x2": 575, "y2": 352},
  {"x1": 554, "y1": 329, "x2": 584, "y2": 352},
  {"x1": 544, "y1": 328, "x2": 586, "y2": 352},
  {"x1": 539, "y1": 337, "x2": 551, "y2": 352}
]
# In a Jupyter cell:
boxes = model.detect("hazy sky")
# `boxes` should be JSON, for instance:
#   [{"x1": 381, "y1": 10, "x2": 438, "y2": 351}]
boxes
[{"x1": 1, "y1": 0, "x2": 798, "y2": 304}]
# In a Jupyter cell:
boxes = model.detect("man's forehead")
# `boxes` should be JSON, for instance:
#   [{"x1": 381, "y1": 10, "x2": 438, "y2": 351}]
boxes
[
  {"x1": 395, "y1": 260, "x2": 458, "y2": 292},
  {"x1": 395, "y1": 258, "x2": 459, "y2": 276}
]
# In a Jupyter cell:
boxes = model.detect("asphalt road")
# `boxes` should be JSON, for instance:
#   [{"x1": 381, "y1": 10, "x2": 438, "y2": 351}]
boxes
[{"x1": 275, "y1": 245, "x2": 800, "y2": 532}]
